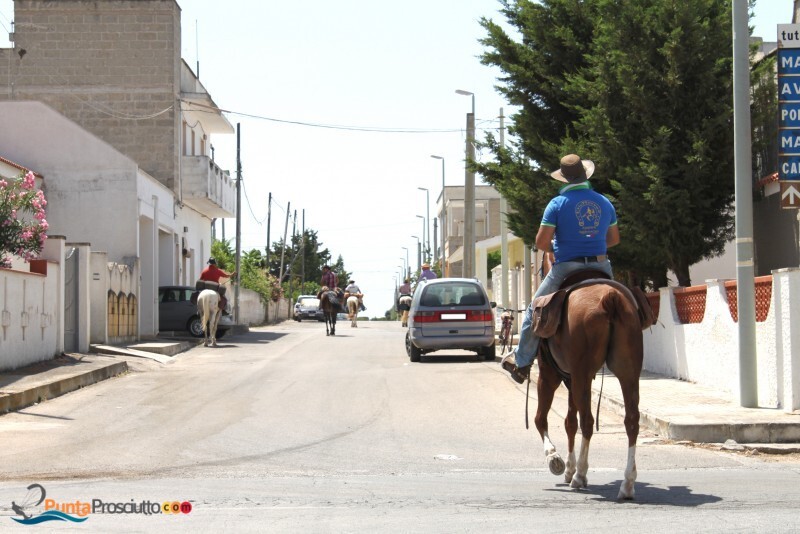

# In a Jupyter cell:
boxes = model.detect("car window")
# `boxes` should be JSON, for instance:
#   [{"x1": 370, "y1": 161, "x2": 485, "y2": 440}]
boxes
[
  {"x1": 160, "y1": 289, "x2": 181, "y2": 303},
  {"x1": 420, "y1": 282, "x2": 485, "y2": 307},
  {"x1": 181, "y1": 289, "x2": 193, "y2": 302},
  {"x1": 298, "y1": 297, "x2": 320, "y2": 307}
]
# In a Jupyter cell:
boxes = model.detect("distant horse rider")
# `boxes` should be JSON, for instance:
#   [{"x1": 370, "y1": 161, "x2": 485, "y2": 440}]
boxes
[
  {"x1": 199, "y1": 257, "x2": 236, "y2": 313},
  {"x1": 419, "y1": 263, "x2": 437, "y2": 281},
  {"x1": 398, "y1": 278, "x2": 412, "y2": 327},
  {"x1": 321, "y1": 265, "x2": 345, "y2": 312},
  {"x1": 200, "y1": 257, "x2": 236, "y2": 284},
  {"x1": 345, "y1": 279, "x2": 366, "y2": 311}
]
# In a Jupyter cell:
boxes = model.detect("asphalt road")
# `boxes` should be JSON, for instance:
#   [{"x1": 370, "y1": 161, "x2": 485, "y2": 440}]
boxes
[{"x1": 0, "y1": 320, "x2": 798, "y2": 532}]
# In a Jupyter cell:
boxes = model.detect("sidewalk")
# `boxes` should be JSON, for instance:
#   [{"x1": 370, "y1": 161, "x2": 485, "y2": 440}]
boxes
[{"x1": 0, "y1": 339, "x2": 197, "y2": 415}]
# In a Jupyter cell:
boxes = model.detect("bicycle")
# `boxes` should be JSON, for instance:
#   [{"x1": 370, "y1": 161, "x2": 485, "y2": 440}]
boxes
[{"x1": 497, "y1": 307, "x2": 526, "y2": 355}]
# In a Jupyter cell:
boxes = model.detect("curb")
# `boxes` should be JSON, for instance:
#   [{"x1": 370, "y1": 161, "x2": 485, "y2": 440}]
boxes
[
  {"x1": 0, "y1": 361, "x2": 128, "y2": 415},
  {"x1": 592, "y1": 385, "x2": 800, "y2": 446}
]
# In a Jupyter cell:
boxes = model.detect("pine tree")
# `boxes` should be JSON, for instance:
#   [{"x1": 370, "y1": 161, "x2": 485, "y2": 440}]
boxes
[{"x1": 477, "y1": 0, "x2": 736, "y2": 288}]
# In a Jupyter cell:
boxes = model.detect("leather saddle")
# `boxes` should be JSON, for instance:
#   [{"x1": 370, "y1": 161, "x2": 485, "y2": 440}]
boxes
[{"x1": 531, "y1": 269, "x2": 655, "y2": 338}]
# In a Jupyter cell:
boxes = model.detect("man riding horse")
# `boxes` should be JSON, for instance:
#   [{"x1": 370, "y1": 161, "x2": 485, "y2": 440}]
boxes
[
  {"x1": 197, "y1": 257, "x2": 236, "y2": 313},
  {"x1": 501, "y1": 153, "x2": 620, "y2": 383}
]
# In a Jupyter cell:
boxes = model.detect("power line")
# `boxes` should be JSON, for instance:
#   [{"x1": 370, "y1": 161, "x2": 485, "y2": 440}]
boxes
[{"x1": 181, "y1": 100, "x2": 470, "y2": 134}]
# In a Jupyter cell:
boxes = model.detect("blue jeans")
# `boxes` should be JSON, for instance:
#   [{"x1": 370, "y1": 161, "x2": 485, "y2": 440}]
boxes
[{"x1": 514, "y1": 258, "x2": 613, "y2": 369}]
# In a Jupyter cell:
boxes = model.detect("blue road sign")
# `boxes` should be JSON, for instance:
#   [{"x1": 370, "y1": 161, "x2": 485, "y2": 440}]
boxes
[
  {"x1": 779, "y1": 49, "x2": 800, "y2": 75},
  {"x1": 780, "y1": 130, "x2": 800, "y2": 154},
  {"x1": 779, "y1": 155, "x2": 800, "y2": 180},
  {"x1": 779, "y1": 103, "x2": 800, "y2": 128}
]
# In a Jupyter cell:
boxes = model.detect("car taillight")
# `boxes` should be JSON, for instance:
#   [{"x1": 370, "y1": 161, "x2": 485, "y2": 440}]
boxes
[
  {"x1": 413, "y1": 311, "x2": 438, "y2": 323},
  {"x1": 413, "y1": 310, "x2": 493, "y2": 323},
  {"x1": 466, "y1": 310, "x2": 493, "y2": 321}
]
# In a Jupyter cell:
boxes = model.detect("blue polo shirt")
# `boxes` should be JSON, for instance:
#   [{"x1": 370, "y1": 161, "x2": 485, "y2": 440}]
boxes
[{"x1": 541, "y1": 182, "x2": 617, "y2": 263}]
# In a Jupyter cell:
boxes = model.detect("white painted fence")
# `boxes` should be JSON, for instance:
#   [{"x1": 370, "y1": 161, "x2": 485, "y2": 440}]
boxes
[{"x1": 644, "y1": 268, "x2": 800, "y2": 412}]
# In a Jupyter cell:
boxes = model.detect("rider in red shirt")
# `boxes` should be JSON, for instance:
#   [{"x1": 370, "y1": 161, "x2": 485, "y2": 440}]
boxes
[{"x1": 200, "y1": 258, "x2": 236, "y2": 283}]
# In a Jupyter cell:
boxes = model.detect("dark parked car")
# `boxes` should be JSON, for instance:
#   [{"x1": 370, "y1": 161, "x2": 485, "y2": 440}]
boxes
[
  {"x1": 294, "y1": 295, "x2": 324, "y2": 321},
  {"x1": 159, "y1": 285, "x2": 233, "y2": 338},
  {"x1": 405, "y1": 278, "x2": 496, "y2": 362}
]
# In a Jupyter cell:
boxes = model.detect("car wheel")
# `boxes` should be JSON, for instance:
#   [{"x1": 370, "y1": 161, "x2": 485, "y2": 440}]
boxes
[
  {"x1": 479, "y1": 342, "x2": 496, "y2": 361},
  {"x1": 406, "y1": 331, "x2": 421, "y2": 362},
  {"x1": 215, "y1": 328, "x2": 227, "y2": 339},
  {"x1": 188, "y1": 316, "x2": 204, "y2": 338},
  {"x1": 296, "y1": 317, "x2": 302, "y2": 322}
]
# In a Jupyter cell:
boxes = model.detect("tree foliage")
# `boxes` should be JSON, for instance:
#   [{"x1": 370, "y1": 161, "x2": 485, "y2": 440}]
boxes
[{"x1": 477, "y1": 0, "x2": 738, "y2": 288}]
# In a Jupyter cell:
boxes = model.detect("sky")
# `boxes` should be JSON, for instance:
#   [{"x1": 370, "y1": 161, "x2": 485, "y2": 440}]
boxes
[{"x1": 0, "y1": 1, "x2": 792, "y2": 317}]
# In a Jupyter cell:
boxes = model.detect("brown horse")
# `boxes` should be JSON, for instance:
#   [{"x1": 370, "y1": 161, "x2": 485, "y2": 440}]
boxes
[
  {"x1": 318, "y1": 287, "x2": 340, "y2": 336},
  {"x1": 534, "y1": 277, "x2": 643, "y2": 500}
]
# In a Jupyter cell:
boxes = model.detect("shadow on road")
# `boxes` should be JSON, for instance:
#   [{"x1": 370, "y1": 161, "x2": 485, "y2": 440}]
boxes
[
  {"x1": 546, "y1": 480, "x2": 722, "y2": 506},
  {"x1": 224, "y1": 331, "x2": 288, "y2": 345},
  {"x1": 416, "y1": 353, "x2": 485, "y2": 364}
]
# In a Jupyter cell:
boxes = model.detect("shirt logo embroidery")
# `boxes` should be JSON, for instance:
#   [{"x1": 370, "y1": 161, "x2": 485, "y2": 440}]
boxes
[{"x1": 575, "y1": 200, "x2": 602, "y2": 237}]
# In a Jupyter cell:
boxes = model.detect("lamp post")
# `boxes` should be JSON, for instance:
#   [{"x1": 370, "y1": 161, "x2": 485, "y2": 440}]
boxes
[
  {"x1": 401, "y1": 246, "x2": 409, "y2": 280},
  {"x1": 411, "y1": 235, "x2": 421, "y2": 272},
  {"x1": 456, "y1": 89, "x2": 475, "y2": 278},
  {"x1": 415, "y1": 215, "x2": 426, "y2": 263},
  {"x1": 418, "y1": 187, "x2": 430, "y2": 267},
  {"x1": 430, "y1": 154, "x2": 445, "y2": 276},
  {"x1": 399, "y1": 257, "x2": 407, "y2": 279}
]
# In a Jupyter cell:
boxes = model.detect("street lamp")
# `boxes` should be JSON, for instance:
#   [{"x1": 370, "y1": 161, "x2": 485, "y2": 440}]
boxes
[
  {"x1": 401, "y1": 246, "x2": 409, "y2": 279},
  {"x1": 416, "y1": 215, "x2": 426, "y2": 263},
  {"x1": 431, "y1": 155, "x2": 445, "y2": 276},
  {"x1": 455, "y1": 89, "x2": 475, "y2": 116},
  {"x1": 456, "y1": 89, "x2": 476, "y2": 278},
  {"x1": 399, "y1": 256, "x2": 407, "y2": 278},
  {"x1": 418, "y1": 187, "x2": 430, "y2": 264}
]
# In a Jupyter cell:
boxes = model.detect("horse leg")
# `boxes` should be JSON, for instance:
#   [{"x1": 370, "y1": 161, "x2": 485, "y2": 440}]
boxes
[
  {"x1": 331, "y1": 314, "x2": 336, "y2": 336},
  {"x1": 616, "y1": 373, "x2": 640, "y2": 500},
  {"x1": 210, "y1": 310, "x2": 220, "y2": 347},
  {"x1": 202, "y1": 305, "x2": 210, "y2": 347},
  {"x1": 569, "y1": 377, "x2": 595, "y2": 490},
  {"x1": 564, "y1": 388, "x2": 579, "y2": 484},
  {"x1": 607, "y1": 326, "x2": 643, "y2": 500},
  {"x1": 534, "y1": 363, "x2": 566, "y2": 476}
]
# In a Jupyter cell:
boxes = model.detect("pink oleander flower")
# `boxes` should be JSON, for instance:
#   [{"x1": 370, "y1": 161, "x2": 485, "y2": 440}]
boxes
[
  {"x1": 21, "y1": 171, "x2": 35, "y2": 190},
  {"x1": 0, "y1": 170, "x2": 49, "y2": 267}
]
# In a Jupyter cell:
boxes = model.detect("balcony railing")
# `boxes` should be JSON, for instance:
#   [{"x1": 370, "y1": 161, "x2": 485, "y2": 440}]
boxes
[{"x1": 181, "y1": 156, "x2": 236, "y2": 218}]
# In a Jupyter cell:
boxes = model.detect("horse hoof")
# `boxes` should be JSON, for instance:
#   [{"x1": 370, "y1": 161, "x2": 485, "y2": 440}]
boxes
[
  {"x1": 617, "y1": 482, "x2": 635, "y2": 500},
  {"x1": 547, "y1": 454, "x2": 565, "y2": 476},
  {"x1": 569, "y1": 474, "x2": 588, "y2": 489}
]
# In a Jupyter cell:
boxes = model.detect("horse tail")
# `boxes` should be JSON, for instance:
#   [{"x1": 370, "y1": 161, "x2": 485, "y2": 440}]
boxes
[
  {"x1": 599, "y1": 286, "x2": 636, "y2": 324},
  {"x1": 200, "y1": 294, "x2": 209, "y2": 334}
]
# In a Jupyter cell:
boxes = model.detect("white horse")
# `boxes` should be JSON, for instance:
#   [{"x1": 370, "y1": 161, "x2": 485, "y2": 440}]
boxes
[
  {"x1": 197, "y1": 289, "x2": 221, "y2": 347},
  {"x1": 346, "y1": 295, "x2": 360, "y2": 327}
]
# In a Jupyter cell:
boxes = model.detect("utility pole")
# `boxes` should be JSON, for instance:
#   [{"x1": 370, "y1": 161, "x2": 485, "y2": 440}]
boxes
[
  {"x1": 464, "y1": 111, "x2": 476, "y2": 278},
  {"x1": 279, "y1": 201, "x2": 290, "y2": 284},
  {"x1": 265, "y1": 192, "x2": 272, "y2": 273},
  {"x1": 301, "y1": 209, "x2": 306, "y2": 288},
  {"x1": 234, "y1": 123, "x2": 242, "y2": 324},
  {"x1": 499, "y1": 108, "x2": 509, "y2": 311},
  {"x1": 733, "y1": 0, "x2": 758, "y2": 407}
]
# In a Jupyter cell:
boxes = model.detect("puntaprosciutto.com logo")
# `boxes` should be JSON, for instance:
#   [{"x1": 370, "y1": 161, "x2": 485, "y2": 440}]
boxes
[{"x1": 11, "y1": 484, "x2": 192, "y2": 525}]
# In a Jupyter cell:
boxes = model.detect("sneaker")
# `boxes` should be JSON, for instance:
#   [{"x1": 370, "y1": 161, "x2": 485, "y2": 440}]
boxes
[{"x1": 501, "y1": 352, "x2": 530, "y2": 384}]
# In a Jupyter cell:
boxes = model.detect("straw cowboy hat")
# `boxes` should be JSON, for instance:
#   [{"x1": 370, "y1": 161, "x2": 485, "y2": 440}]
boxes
[{"x1": 550, "y1": 154, "x2": 595, "y2": 184}]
